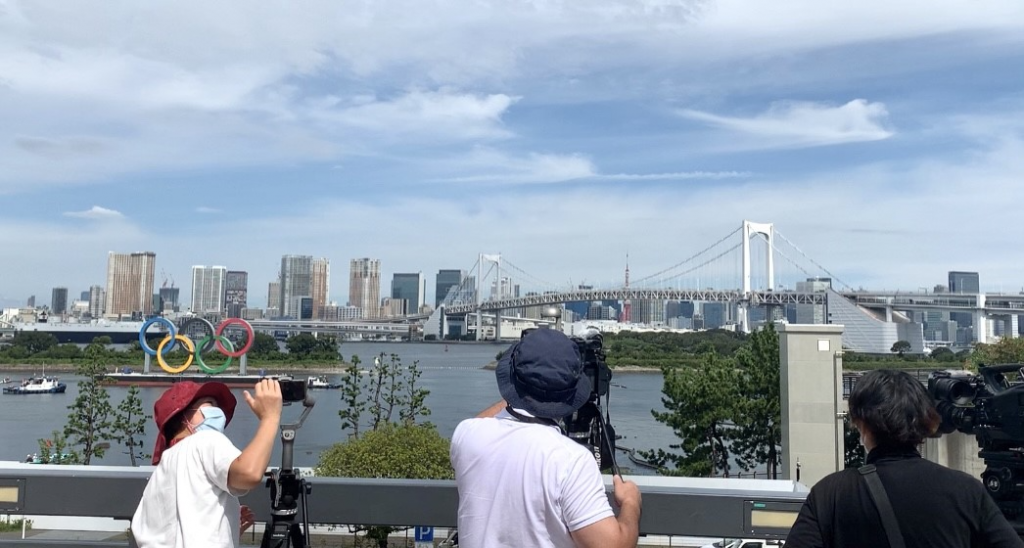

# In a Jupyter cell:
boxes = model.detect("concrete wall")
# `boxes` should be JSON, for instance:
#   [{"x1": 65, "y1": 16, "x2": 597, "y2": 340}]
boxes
[
  {"x1": 779, "y1": 323, "x2": 845, "y2": 488},
  {"x1": 922, "y1": 432, "x2": 986, "y2": 478}
]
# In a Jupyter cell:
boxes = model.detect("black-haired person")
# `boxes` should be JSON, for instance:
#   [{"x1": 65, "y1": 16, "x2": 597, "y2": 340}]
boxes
[
  {"x1": 785, "y1": 369, "x2": 1022, "y2": 548},
  {"x1": 450, "y1": 328, "x2": 641, "y2": 548},
  {"x1": 131, "y1": 379, "x2": 282, "y2": 548}
]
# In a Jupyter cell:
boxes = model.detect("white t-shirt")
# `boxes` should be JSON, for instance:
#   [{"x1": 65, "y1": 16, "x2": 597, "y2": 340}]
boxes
[
  {"x1": 131, "y1": 431, "x2": 245, "y2": 548},
  {"x1": 450, "y1": 409, "x2": 614, "y2": 548}
]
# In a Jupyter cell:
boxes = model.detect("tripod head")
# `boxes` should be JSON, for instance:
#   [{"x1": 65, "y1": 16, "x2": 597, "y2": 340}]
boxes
[{"x1": 262, "y1": 387, "x2": 316, "y2": 548}]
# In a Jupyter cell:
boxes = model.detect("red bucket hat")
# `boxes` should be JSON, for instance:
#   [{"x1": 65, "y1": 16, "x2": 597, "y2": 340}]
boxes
[{"x1": 151, "y1": 381, "x2": 237, "y2": 464}]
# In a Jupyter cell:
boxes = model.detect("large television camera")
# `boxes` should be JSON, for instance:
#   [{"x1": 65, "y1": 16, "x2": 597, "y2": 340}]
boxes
[
  {"x1": 928, "y1": 364, "x2": 1024, "y2": 532},
  {"x1": 520, "y1": 327, "x2": 620, "y2": 474}
]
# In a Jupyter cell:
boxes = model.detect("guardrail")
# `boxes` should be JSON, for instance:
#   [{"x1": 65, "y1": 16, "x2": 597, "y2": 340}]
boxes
[{"x1": 0, "y1": 462, "x2": 808, "y2": 547}]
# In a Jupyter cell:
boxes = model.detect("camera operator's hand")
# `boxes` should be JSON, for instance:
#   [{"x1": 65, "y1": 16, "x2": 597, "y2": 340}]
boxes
[
  {"x1": 244, "y1": 379, "x2": 283, "y2": 422},
  {"x1": 612, "y1": 475, "x2": 642, "y2": 512}
]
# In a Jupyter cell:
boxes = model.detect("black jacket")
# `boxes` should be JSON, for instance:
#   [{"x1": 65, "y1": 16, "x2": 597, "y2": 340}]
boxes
[{"x1": 785, "y1": 446, "x2": 1023, "y2": 548}]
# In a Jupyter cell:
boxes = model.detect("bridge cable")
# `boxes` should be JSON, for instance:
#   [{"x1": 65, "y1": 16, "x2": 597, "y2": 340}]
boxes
[
  {"x1": 773, "y1": 231, "x2": 854, "y2": 291},
  {"x1": 501, "y1": 259, "x2": 559, "y2": 292},
  {"x1": 659, "y1": 242, "x2": 743, "y2": 286},
  {"x1": 633, "y1": 226, "x2": 742, "y2": 286}
]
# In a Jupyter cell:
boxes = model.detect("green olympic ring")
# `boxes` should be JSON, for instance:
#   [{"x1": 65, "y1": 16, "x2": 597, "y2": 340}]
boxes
[{"x1": 194, "y1": 335, "x2": 235, "y2": 374}]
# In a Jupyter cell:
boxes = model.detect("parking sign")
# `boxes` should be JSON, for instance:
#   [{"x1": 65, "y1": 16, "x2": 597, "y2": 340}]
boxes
[{"x1": 415, "y1": 526, "x2": 434, "y2": 542}]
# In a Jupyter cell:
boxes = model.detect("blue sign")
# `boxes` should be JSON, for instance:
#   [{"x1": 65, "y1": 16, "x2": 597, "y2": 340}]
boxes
[{"x1": 414, "y1": 526, "x2": 434, "y2": 542}]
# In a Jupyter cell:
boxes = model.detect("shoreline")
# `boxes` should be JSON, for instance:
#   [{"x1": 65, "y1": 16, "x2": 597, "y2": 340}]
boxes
[{"x1": 2, "y1": 362, "x2": 664, "y2": 375}]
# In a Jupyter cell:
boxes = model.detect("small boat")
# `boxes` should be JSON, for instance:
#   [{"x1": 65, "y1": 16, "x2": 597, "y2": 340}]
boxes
[
  {"x1": 306, "y1": 375, "x2": 341, "y2": 389},
  {"x1": 3, "y1": 376, "x2": 67, "y2": 395},
  {"x1": 0, "y1": 377, "x2": 12, "y2": 384}
]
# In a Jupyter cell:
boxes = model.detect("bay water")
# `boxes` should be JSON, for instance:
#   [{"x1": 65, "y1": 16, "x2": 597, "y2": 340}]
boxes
[{"x1": 0, "y1": 342, "x2": 674, "y2": 470}]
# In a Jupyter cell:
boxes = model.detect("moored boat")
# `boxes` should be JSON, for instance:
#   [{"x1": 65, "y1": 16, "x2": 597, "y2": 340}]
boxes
[
  {"x1": 307, "y1": 375, "x2": 341, "y2": 389},
  {"x1": 2, "y1": 376, "x2": 67, "y2": 395}
]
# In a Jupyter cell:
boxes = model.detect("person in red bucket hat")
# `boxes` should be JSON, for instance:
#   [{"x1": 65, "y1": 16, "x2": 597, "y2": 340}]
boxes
[{"x1": 130, "y1": 379, "x2": 283, "y2": 548}]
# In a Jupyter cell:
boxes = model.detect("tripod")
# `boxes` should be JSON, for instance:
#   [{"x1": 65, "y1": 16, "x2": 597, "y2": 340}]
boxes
[{"x1": 261, "y1": 395, "x2": 316, "y2": 548}]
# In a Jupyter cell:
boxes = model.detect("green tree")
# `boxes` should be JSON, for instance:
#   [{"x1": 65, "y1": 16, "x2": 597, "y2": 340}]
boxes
[
  {"x1": 10, "y1": 332, "x2": 59, "y2": 355},
  {"x1": 929, "y1": 346, "x2": 956, "y2": 362},
  {"x1": 316, "y1": 423, "x2": 453, "y2": 548},
  {"x1": 249, "y1": 332, "x2": 281, "y2": 359},
  {"x1": 891, "y1": 340, "x2": 912, "y2": 357},
  {"x1": 641, "y1": 350, "x2": 738, "y2": 477},
  {"x1": 285, "y1": 333, "x2": 318, "y2": 357},
  {"x1": 64, "y1": 361, "x2": 115, "y2": 464},
  {"x1": 968, "y1": 337, "x2": 1024, "y2": 370},
  {"x1": 338, "y1": 355, "x2": 366, "y2": 437},
  {"x1": 843, "y1": 417, "x2": 865, "y2": 468},
  {"x1": 732, "y1": 323, "x2": 781, "y2": 479},
  {"x1": 321, "y1": 352, "x2": 440, "y2": 547},
  {"x1": 35, "y1": 430, "x2": 79, "y2": 464},
  {"x1": 112, "y1": 385, "x2": 149, "y2": 466}
]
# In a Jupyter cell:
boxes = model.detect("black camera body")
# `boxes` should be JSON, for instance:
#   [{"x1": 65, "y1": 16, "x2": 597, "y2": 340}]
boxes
[
  {"x1": 565, "y1": 328, "x2": 617, "y2": 473},
  {"x1": 279, "y1": 379, "x2": 308, "y2": 403},
  {"x1": 928, "y1": 364, "x2": 1024, "y2": 532}
]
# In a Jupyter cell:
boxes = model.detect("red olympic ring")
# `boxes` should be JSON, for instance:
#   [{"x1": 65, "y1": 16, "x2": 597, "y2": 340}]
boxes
[{"x1": 214, "y1": 318, "x2": 255, "y2": 358}]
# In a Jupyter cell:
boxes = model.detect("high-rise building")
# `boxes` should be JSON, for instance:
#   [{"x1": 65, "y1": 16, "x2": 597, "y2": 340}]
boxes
[
  {"x1": 435, "y1": 269, "x2": 465, "y2": 307},
  {"x1": 280, "y1": 256, "x2": 313, "y2": 318},
  {"x1": 190, "y1": 266, "x2": 227, "y2": 315},
  {"x1": 224, "y1": 271, "x2": 248, "y2": 318},
  {"x1": 703, "y1": 302, "x2": 729, "y2": 329},
  {"x1": 392, "y1": 273, "x2": 425, "y2": 314},
  {"x1": 88, "y1": 285, "x2": 104, "y2": 318},
  {"x1": 51, "y1": 287, "x2": 68, "y2": 315},
  {"x1": 104, "y1": 251, "x2": 156, "y2": 319},
  {"x1": 666, "y1": 301, "x2": 695, "y2": 320},
  {"x1": 633, "y1": 299, "x2": 665, "y2": 325},
  {"x1": 350, "y1": 258, "x2": 381, "y2": 319},
  {"x1": 267, "y1": 279, "x2": 281, "y2": 313},
  {"x1": 159, "y1": 286, "x2": 180, "y2": 313},
  {"x1": 26, "y1": 295, "x2": 35, "y2": 307},
  {"x1": 311, "y1": 258, "x2": 330, "y2": 320},
  {"x1": 795, "y1": 278, "x2": 831, "y2": 324},
  {"x1": 80, "y1": 290, "x2": 89, "y2": 302},
  {"x1": 949, "y1": 271, "x2": 980, "y2": 329}
]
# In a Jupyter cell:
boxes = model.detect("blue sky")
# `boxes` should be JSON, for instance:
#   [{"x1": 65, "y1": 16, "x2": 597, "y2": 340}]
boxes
[{"x1": 2, "y1": 0, "x2": 1024, "y2": 309}]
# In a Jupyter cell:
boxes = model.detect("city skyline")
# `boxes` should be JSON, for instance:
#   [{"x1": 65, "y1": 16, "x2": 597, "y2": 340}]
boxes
[{"x1": 1, "y1": 2, "x2": 1023, "y2": 307}]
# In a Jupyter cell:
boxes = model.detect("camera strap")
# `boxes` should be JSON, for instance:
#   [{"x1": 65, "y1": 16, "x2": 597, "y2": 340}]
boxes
[
  {"x1": 858, "y1": 464, "x2": 906, "y2": 548},
  {"x1": 505, "y1": 406, "x2": 563, "y2": 433}
]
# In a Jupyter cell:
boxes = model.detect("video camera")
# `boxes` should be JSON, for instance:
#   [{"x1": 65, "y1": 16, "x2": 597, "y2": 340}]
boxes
[
  {"x1": 928, "y1": 364, "x2": 1024, "y2": 532},
  {"x1": 520, "y1": 327, "x2": 619, "y2": 474}
]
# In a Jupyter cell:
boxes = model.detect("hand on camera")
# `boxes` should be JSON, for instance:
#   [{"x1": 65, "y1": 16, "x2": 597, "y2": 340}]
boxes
[{"x1": 244, "y1": 379, "x2": 283, "y2": 421}]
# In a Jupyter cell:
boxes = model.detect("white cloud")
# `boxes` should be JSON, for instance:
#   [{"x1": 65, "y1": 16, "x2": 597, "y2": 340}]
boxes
[
  {"x1": 63, "y1": 205, "x2": 123, "y2": 219},
  {"x1": 195, "y1": 206, "x2": 221, "y2": 214},
  {"x1": 436, "y1": 149, "x2": 596, "y2": 184},
  {"x1": 679, "y1": 100, "x2": 894, "y2": 150},
  {"x1": 598, "y1": 171, "x2": 751, "y2": 181}
]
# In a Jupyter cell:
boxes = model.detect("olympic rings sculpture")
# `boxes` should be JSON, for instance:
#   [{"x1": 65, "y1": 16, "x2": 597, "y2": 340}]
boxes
[{"x1": 139, "y1": 317, "x2": 255, "y2": 375}]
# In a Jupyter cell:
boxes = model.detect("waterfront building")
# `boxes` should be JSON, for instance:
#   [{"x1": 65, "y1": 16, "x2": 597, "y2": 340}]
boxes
[
  {"x1": 104, "y1": 251, "x2": 156, "y2": 319},
  {"x1": 350, "y1": 258, "x2": 381, "y2": 319},
  {"x1": 633, "y1": 299, "x2": 665, "y2": 325},
  {"x1": 241, "y1": 308, "x2": 263, "y2": 321},
  {"x1": 51, "y1": 287, "x2": 68, "y2": 315},
  {"x1": 948, "y1": 271, "x2": 980, "y2": 329},
  {"x1": 26, "y1": 295, "x2": 35, "y2": 308},
  {"x1": 392, "y1": 272, "x2": 426, "y2": 313},
  {"x1": 280, "y1": 255, "x2": 313, "y2": 318},
  {"x1": 267, "y1": 280, "x2": 281, "y2": 312},
  {"x1": 435, "y1": 269, "x2": 465, "y2": 307},
  {"x1": 321, "y1": 304, "x2": 362, "y2": 321},
  {"x1": 311, "y1": 258, "x2": 330, "y2": 320},
  {"x1": 826, "y1": 290, "x2": 925, "y2": 353},
  {"x1": 190, "y1": 265, "x2": 227, "y2": 315},
  {"x1": 158, "y1": 286, "x2": 180, "y2": 313},
  {"x1": 382, "y1": 297, "x2": 408, "y2": 318},
  {"x1": 88, "y1": 285, "x2": 104, "y2": 318},
  {"x1": 224, "y1": 271, "x2": 248, "y2": 318},
  {"x1": 795, "y1": 278, "x2": 831, "y2": 324}
]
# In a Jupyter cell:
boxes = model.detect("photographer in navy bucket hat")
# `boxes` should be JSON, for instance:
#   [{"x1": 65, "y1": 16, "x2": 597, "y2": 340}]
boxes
[{"x1": 450, "y1": 328, "x2": 641, "y2": 548}]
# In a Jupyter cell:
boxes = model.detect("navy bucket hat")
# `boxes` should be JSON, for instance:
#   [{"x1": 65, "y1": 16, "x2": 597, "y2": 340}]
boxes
[{"x1": 496, "y1": 328, "x2": 591, "y2": 419}]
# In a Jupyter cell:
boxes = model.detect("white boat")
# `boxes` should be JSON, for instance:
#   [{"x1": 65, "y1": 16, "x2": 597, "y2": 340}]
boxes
[
  {"x1": 3, "y1": 376, "x2": 67, "y2": 395},
  {"x1": 306, "y1": 375, "x2": 341, "y2": 389}
]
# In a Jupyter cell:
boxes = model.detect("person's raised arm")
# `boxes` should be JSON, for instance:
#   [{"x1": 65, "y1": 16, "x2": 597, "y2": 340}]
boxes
[
  {"x1": 228, "y1": 379, "x2": 282, "y2": 491},
  {"x1": 476, "y1": 399, "x2": 507, "y2": 418},
  {"x1": 571, "y1": 475, "x2": 642, "y2": 548}
]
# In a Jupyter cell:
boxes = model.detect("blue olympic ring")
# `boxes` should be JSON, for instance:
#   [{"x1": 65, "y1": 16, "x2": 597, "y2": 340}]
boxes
[{"x1": 139, "y1": 316, "x2": 178, "y2": 355}]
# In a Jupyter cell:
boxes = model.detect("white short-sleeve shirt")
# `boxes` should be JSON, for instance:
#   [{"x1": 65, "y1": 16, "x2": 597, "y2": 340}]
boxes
[
  {"x1": 451, "y1": 409, "x2": 614, "y2": 548},
  {"x1": 131, "y1": 431, "x2": 245, "y2": 548}
]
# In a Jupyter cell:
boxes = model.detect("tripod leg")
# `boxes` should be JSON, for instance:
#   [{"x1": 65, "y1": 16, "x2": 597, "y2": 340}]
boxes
[
  {"x1": 260, "y1": 519, "x2": 294, "y2": 548},
  {"x1": 289, "y1": 522, "x2": 306, "y2": 548}
]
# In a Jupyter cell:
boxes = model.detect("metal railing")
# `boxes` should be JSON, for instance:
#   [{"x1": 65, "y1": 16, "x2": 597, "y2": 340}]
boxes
[{"x1": 0, "y1": 462, "x2": 807, "y2": 547}]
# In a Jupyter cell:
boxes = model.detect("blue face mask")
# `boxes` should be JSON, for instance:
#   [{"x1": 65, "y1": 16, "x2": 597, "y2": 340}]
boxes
[{"x1": 193, "y1": 406, "x2": 227, "y2": 433}]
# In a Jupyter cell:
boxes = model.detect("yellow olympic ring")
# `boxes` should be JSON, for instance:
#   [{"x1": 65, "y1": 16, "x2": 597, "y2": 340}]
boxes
[{"x1": 157, "y1": 335, "x2": 195, "y2": 374}]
